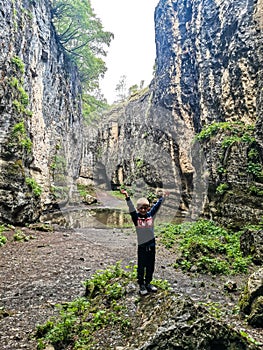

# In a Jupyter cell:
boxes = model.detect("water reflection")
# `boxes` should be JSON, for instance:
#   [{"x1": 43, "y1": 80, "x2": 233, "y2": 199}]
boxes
[
  {"x1": 41, "y1": 206, "x2": 187, "y2": 229},
  {"x1": 41, "y1": 207, "x2": 132, "y2": 229}
]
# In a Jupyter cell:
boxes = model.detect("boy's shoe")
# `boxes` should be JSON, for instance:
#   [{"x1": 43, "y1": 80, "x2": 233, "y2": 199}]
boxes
[
  {"x1": 139, "y1": 284, "x2": 148, "y2": 296},
  {"x1": 146, "y1": 284, "x2": 157, "y2": 293}
]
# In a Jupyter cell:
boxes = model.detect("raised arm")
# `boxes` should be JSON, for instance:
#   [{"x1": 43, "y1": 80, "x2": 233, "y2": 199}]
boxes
[
  {"x1": 120, "y1": 189, "x2": 136, "y2": 212},
  {"x1": 149, "y1": 190, "x2": 170, "y2": 217}
]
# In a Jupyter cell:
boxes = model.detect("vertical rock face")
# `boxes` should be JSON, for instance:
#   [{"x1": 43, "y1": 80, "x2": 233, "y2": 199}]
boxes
[
  {"x1": 154, "y1": 0, "x2": 262, "y2": 129},
  {"x1": 0, "y1": 0, "x2": 83, "y2": 224},
  {"x1": 155, "y1": 0, "x2": 263, "y2": 228},
  {"x1": 83, "y1": 0, "x2": 263, "y2": 227}
]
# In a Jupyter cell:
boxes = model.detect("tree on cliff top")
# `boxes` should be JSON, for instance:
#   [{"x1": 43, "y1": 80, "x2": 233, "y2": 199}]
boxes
[{"x1": 51, "y1": 0, "x2": 113, "y2": 115}]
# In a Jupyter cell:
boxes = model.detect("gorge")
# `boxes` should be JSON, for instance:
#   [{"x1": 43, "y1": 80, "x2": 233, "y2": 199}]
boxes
[
  {"x1": 0, "y1": 1, "x2": 263, "y2": 349},
  {"x1": 0, "y1": 0, "x2": 262, "y2": 228}
]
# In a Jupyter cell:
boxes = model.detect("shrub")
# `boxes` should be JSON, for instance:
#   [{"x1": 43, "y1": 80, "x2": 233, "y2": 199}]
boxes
[
  {"x1": 156, "y1": 220, "x2": 252, "y2": 275},
  {"x1": 11, "y1": 121, "x2": 32, "y2": 152}
]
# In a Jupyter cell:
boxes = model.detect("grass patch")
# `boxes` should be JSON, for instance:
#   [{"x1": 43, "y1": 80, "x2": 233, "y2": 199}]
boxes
[
  {"x1": 13, "y1": 229, "x2": 36, "y2": 242},
  {"x1": 0, "y1": 224, "x2": 8, "y2": 247},
  {"x1": 156, "y1": 220, "x2": 252, "y2": 275},
  {"x1": 110, "y1": 190, "x2": 125, "y2": 200}
]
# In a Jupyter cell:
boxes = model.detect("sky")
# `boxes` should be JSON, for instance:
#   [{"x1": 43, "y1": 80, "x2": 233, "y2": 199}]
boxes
[{"x1": 90, "y1": 0, "x2": 159, "y2": 104}]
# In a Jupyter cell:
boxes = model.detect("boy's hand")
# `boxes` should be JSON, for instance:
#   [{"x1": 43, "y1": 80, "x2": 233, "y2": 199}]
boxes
[
  {"x1": 157, "y1": 189, "x2": 170, "y2": 198},
  {"x1": 120, "y1": 189, "x2": 129, "y2": 198}
]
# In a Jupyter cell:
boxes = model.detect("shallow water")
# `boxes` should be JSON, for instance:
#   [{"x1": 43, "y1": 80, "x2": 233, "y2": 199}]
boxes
[
  {"x1": 41, "y1": 207, "x2": 132, "y2": 229},
  {"x1": 41, "y1": 206, "x2": 187, "y2": 229}
]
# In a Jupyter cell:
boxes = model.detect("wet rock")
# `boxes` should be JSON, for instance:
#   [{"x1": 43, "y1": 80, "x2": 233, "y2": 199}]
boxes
[
  {"x1": 240, "y1": 229, "x2": 263, "y2": 265},
  {"x1": 224, "y1": 280, "x2": 238, "y2": 293},
  {"x1": 239, "y1": 268, "x2": 263, "y2": 328},
  {"x1": 0, "y1": 0, "x2": 83, "y2": 225},
  {"x1": 139, "y1": 297, "x2": 258, "y2": 350},
  {"x1": 247, "y1": 296, "x2": 263, "y2": 328}
]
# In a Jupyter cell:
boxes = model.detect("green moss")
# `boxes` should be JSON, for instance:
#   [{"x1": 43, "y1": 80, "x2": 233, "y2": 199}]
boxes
[
  {"x1": 249, "y1": 184, "x2": 263, "y2": 196},
  {"x1": 247, "y1": 162, "x2": 263, "y2": 178},
  {"x1": 216, "y1": 183, "x2": 229, "y2": 195},
  {"x1": 239, "y1": 284, "x2": 251, "y2": 314},
  {"x1": 25, "y1": 177, "x2": 42, "y2": 197},
  {"x1": 9, "y1": 76, "x2": 20, "y2": 88},
  {"x1": 11, "y1": 55, "x2": 25, "y2": 74},
  {"x1": 17, "y1": 85, "x2": 29, "y2": 106},
  {"x1": 10, "y1": 80, "x2": 29, "y2": 107},
  {"x1": 196, "y1": 121, "x2": 255, "y2": 144},
  {"x1": 9, "y1": 56, "x2": 33, "y2": 119},
  {"x1": 0, "y1": 225, "x2": 8, "y2": 247},
  {"x1": 77, "y1": 184, "x2": 96, "y2": 198},
  {"x1": 11, "y1": 121, "x2": 32, "y2": 152}
]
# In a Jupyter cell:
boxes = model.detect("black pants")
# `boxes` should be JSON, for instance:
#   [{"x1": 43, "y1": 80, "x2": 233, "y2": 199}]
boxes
[{"x1": 137, "y1": 244, "x2": 156, "y2": 286}]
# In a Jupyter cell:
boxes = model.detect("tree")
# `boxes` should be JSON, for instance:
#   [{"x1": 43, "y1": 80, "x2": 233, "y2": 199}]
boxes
[
  {"x1": 139, "y1": 80, "x2": 145, "y2": 89},
  {"x1": 114, "y1": 75, "x2": 127, "y2": 102},
  {"x1": 51, "y1": 0, "x2": 113, "y2": 115},
  {"x1": 128, "y1": 84, "x2": 139, "y2": 96}
]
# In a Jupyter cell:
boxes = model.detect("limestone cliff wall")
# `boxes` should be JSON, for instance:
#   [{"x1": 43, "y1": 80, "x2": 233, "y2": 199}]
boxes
[
  {"x1": 0, "y1": 0, "x2": 83, "y2": 224},
  {"x1": 83, "y1": 89, "x2": 208, "y2": 222},
  {"x1": 83, "y1": 0, "x2": 263, "y2": 228},
  {"x1": 152, "y1": 0, "x2": 263, "y2": 227},
  {"x1": 154, "y1": 0, "x2": 262, "y2": 128}
]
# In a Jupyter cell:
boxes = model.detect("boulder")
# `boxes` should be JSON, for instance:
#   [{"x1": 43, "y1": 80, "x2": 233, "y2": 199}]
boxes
[
  {"x1": 138, "y1": 297, "x2": 259, "y2": 350},
  {"x1": 239, "y1": 268, "x2": 263, "y2": 328},
  {"x1": 240, "y1": 229, "x2": 263, "y2": 265}
]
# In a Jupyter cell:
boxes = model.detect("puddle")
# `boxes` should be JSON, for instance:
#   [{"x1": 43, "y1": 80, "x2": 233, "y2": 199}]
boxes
[
  {"x1": 40, "y1": 207, "x2": 132, "y2": 229},
  {"x1": 41, "y1": 206, "x2": 188, "y2": 229}
]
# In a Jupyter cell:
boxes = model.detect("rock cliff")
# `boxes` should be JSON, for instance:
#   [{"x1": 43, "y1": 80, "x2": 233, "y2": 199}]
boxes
[
  {"x1": 0, "y1": 0, "x2": 83, "y2": 224},
  {"x1": 83, "y1": 0, "x2": 263, "y2": 228},
  {"x1": 0, "y1": 0, "x2": 262, "y2": 228}
]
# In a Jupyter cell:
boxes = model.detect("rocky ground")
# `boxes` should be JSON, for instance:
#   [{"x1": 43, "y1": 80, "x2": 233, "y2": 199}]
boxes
[{"x1": 0, "y1": 223, "x2": 262, "y2": 349}]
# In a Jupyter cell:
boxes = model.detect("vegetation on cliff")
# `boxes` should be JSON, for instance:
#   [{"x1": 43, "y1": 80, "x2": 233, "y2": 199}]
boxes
[
  {"x1": 51, "y1": 0, "x2": 114, "y2": 115},
  {"x1": 196, "y1": 121, "x2": 263, "y2": 181}
]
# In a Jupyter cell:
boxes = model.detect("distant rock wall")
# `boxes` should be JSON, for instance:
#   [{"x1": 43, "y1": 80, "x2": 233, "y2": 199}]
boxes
[
  {"x1": 83, "y1": 90, "x2": 209, "y2": 222},
  {"x1": 0, "y1": 0, "x2": 83, "y2": 224}
]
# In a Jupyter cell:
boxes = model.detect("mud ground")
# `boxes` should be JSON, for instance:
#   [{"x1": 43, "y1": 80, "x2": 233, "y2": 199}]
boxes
[{"x1": 0, "y1": 224, "x2": 262, "y2": 349}]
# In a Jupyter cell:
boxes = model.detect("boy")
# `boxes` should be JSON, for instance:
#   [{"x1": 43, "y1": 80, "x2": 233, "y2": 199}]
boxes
[{"x1": 120, "y1": 189, "x2": 169, "y2": 295}]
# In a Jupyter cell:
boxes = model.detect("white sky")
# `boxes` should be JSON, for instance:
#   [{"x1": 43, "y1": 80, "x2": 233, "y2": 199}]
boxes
[{"x1": 91, "y1": 0, "x2": 159, "y2": 104}]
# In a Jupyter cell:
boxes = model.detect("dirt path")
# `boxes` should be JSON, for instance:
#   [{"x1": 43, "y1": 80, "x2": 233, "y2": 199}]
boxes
[{"x1": 0, "y1": 226, "x2": 262, "y2": 349}]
